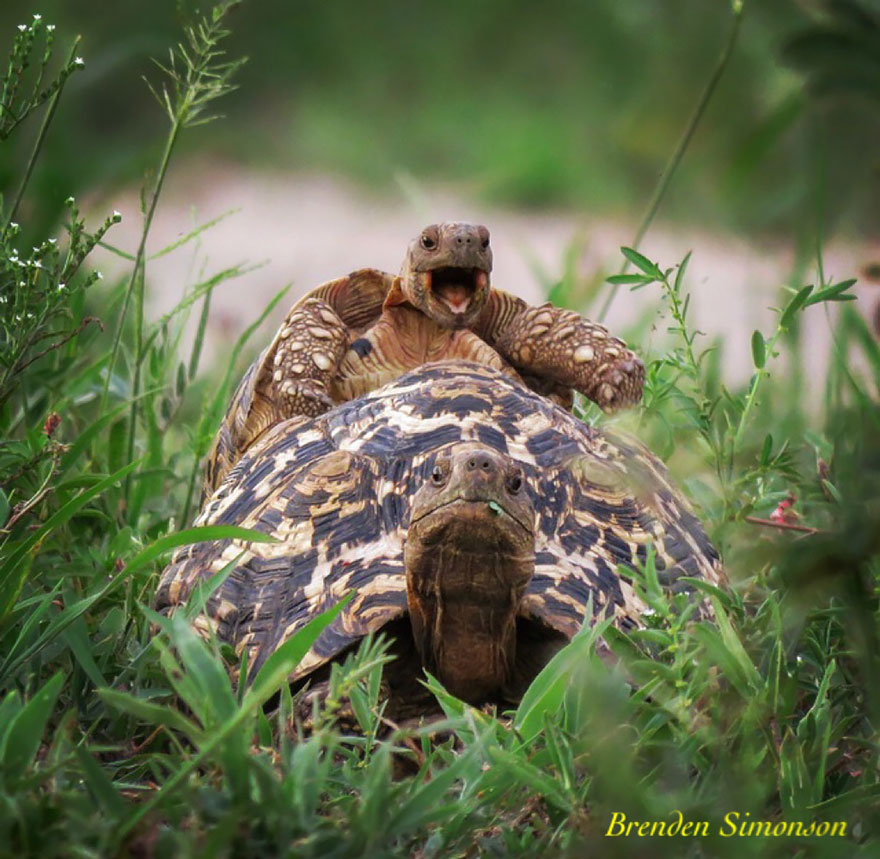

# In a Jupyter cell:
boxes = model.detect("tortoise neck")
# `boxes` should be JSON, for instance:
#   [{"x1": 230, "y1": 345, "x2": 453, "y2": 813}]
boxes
[{"x1": 404, "y1": 519, "x2": 534, "y2": 703}]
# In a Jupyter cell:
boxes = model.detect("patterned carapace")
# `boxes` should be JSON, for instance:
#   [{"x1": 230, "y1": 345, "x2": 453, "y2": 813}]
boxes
[{"x1": 157, "y1": 362, "x2": 723, "y2": 695}]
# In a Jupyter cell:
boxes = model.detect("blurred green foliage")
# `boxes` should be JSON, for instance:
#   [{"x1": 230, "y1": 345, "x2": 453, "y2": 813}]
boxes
[{"x1": 1, "y1": 0, "x2": 879, "y2": 247}]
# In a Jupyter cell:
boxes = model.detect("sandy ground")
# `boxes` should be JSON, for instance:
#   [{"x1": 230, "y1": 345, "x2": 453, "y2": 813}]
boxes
[{"x1": 91, "y1": 164, "x2": 879, "y2": 387}]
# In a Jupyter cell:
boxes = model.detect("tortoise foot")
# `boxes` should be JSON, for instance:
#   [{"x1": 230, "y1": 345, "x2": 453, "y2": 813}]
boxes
[{"x1": 497, "y1": 302, "x2": 644, "y2": 411}]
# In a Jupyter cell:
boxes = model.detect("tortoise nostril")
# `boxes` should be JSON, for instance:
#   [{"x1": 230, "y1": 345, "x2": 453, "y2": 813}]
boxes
[{"x1": 466, "y1": 454, "x2": 495, "y2": 473}]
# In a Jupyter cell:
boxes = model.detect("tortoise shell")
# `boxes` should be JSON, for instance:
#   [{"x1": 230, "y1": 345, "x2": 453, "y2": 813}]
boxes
[{"x1": 157, "y1": 361, "x2": 723, "y2": 688}]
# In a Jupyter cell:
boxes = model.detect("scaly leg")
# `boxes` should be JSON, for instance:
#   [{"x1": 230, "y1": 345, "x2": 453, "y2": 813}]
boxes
[
  {"x1": 480, "y1": 293, "x2": 644, "y2": 410},
  {"x1": 264, "y1": 297, "x2": 350, "y2": 418}
]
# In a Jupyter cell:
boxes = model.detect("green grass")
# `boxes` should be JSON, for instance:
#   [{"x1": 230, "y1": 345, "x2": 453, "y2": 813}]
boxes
[{"x1": 1, "y1": 6, "x2": 878, "y2": 858}]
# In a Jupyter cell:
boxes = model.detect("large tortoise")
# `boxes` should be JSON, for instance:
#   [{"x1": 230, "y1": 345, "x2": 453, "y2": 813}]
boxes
[
  {"x1": 204, "y1": 223, "x2": 644, "y2": 495},
  {"x1": 159, "y1": 362, "x2": 723, "y2": 711}
]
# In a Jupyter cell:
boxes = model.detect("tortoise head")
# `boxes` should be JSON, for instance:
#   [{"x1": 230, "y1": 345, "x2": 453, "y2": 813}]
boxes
[
  {"x1": 391, "y1": 223, "x2": 493, "y2": 329},
  {"x1": 404, "y1": 444, "x2": 535, "y2": 702}
]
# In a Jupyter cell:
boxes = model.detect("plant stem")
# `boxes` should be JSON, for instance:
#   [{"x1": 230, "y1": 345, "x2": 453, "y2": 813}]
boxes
[
  {"x1": 744, "y1": 516, "x2": 822, "y2": 535},
  {"x1": 598, "y1": 4, "x2": 744, "y2": 322},
  {"x1": 3, "y1": 38, "x2": 81, "y2": 233},
  {"x1": 732, "y1": 325, "x2": 783, "y2": 451},
  {"x1": 101, "y1": 120, "x2": 181, "y2": 502}
]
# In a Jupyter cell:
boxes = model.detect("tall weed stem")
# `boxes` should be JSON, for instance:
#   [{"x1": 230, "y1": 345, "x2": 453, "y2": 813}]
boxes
[{"x1": 598, "y1": 2, "x2": 744, "y2": 322}]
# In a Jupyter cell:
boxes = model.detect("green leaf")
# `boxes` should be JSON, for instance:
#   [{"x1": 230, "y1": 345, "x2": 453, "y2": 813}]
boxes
[
  {"x1": 122, "y1": 525, "x2": 277, "y2": 577},
  {"x1": 673, "y1": 251, "x2": 692, "y2": 295},
  {"x1": 169, "y1": 612, "x2": 238, "y2": 726},
  {"x1": 620, "y1": 246, "x2": 660, "y2": 278},
  {"x1": 149, "y1": 208, "x2": 240, "y2": 260},
  {"x1": 184, "y1": 553, "x2": 243, "y2": 620},
  {"x1": 779, "y1": 284, "x2": 814, "y2": 329},
  {"x1": 486, "y1": 745, "x2": 573, "y2": 813},
  {"x1": 0, "y1": 488, "x2": 8, "y2": 529},
  {"x1": 779, "y1": 730, "x2": 812, "y2": 813},
  {"x1": 250, "y1": 593, "x2": 352, "y2": 700},
  {"x1": 420, "y1": 671, "x2": 466, "y2": 719},
  {"x1": 804, "y1": 278, "x2": 858, "y2": 306},
  {"x1": 62, "y1": 616, "x2": 108, "y2": 690},
  {"x1": 71, "y1": 743, "x2": 126, "y2": 819},
  {"x1": 515, "y1": 596, "x2": 613, "y2": 744},
  {"x1": 1, "y1": 672, "x2": 64, "y2": 781},
  {"x1": 0, "y1": 551, "x2": 33, "y2": 625},
  {"x1": 606, "y1": 273, "x2": 652, "y2": 285},
  {"x1": 98, "y1": 688, "x2": 204, "y2": 741},
  {"x1": 694, "y1": 599, "x2": 761, "y2": 697},
  {"x1": 385, "y1": 742, "x2": 484, "y2": 836},
  {"x1": 760, "y1": 433, "x2": 773, "y2": 467},
  {"x1": 0, "y1": 691, "x2": 23, "y2": 747},
  {"x1": 751, "y1": 329, "x2": 766, "y2": 369}
]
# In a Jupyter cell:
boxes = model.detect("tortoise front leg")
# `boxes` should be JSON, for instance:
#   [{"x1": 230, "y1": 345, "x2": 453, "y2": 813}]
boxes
[
  {"x1": 482, "y1": 294, "x2": 644, "y2": 410},
  {"x1": 262, "y1": 297, "x2": 350, "y2": 418}
]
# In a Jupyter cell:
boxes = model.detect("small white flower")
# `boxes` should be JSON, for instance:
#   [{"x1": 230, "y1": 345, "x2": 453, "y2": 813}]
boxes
[
  {"x1": 33, "y1": 14, "x2": 42, "y2": 21},
  {"x1": 96, "y1": 271, "x2": 104, "y2": 280},
  {"x1": 47, "y1": 24, "x2": 55, "y2": 32},
  {"x1": 10, "y1": 222, "x2": 19, "y2": 230},
  {"x1": 65, "y1": 196, "x2": 75, "y2": 205},
  {"x1": 74, "y1": 57, "x2": 85, "y2": 66},
  {"x1": 34, "y1": 261, "x2": 42, "y2": 269},
  {"x1": 112, "y1": 210, "x2": 122, "y2": 219},
  {"x1": 0, "y1": 296, "x2": 7, "y2": 303},
  {"x1": 58, "y1": 283, "x2": 66, "y2": 291},
  {"x1": 48, "y1": 237, "x2": 57, "y2": 244},
  {"x1": 18, "y1": 24, "x2": 26, "y2": 32}
]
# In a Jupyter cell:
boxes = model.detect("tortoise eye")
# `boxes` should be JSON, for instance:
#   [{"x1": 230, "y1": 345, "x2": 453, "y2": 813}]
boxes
[
  {"x1": 506, "y1": 471, "x2": 523, "y2": 494},
  {"x1": 421, "y1": 233, "x2": 437, "y2": 250},
  {"x1": 431, "y1": 464, "x2": 447, "y2": 485}
]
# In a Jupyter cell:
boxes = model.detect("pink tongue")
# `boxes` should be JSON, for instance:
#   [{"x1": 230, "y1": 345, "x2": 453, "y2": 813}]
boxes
[{"x1": 438, "y1": 284, "x2": 471, "y2": 312}]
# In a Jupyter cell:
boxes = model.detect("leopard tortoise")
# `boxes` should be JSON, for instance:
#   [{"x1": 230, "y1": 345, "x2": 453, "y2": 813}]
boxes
[
  {"x1": 158, "y1": 361, "x2": 723, "y2": 710},
  {"x1": 203, "y1": 222, "x2": 644, "y2": 495}
]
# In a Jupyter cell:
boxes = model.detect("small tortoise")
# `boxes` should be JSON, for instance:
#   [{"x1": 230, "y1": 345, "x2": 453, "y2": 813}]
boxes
[
  {"x1": 160, "y1": 362, "x2": 722, "y2": 710},
  {"x1": 204, "y1": 223, "x2": 644, "y2": 495}
]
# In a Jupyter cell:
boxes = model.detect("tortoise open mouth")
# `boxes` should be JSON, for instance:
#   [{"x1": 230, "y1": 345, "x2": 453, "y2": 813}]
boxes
[{"x1": 427, "y1": 267, "x2": 488, "y2": 315}]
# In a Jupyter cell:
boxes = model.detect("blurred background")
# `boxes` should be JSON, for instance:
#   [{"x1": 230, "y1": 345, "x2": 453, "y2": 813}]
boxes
[{"x1": 2, "y1": 0, "x2": 879, "y2": 379}]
